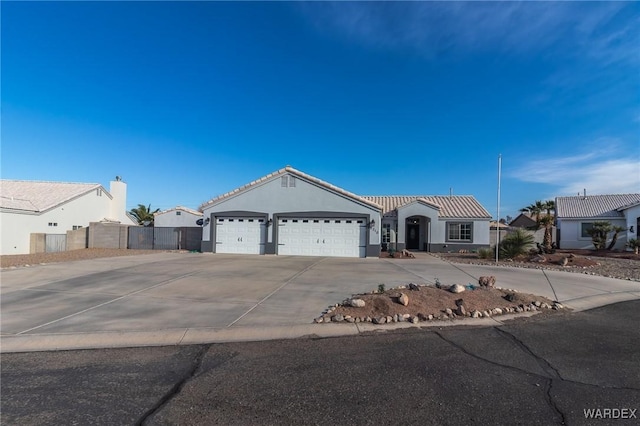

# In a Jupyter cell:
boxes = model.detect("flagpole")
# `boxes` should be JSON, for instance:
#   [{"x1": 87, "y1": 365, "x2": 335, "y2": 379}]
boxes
[{"x1": 495, "y1": 154, "x2": 502, "y2": 263}]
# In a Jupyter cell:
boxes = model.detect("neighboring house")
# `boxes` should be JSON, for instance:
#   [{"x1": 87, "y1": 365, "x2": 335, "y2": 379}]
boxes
[
  {"x1": 154, "y1": 206, "x2": 203, "y2": 227},
  {"x1": 508, "y1": 212, "x2": 557, "y2": 246},
  {"x1": 555, "y1": 193, "x2": 640, "y2": 250},
  {"x1": 362, "y1": 195, "x2": 491, "y2": 253},
  {"x1": 0, "y1": 178, "x2": 136, "y2": 254},
  {"x1": 199, "y1": 166, "x2": 491, "y2": 258},
  {"x1": 509, "y1": 213, "x2": 538, "y2": 228}
]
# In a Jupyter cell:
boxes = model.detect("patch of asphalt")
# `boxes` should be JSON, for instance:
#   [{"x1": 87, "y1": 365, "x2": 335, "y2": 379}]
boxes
[{"x1": 136, "y1": 344, "x2": 211, "y2": 425}]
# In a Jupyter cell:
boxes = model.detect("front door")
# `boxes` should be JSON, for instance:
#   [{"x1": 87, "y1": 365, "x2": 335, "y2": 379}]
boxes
[{"x1": 406, "y1": 223, "x2": 419, "y2": 250}]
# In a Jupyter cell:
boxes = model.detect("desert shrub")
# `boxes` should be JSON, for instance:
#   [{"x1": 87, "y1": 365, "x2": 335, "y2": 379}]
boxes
[
  {"x1": 498, "y1": 229, "x2": 534, "y2": 259},
  {"x1": 377, "y1": 284, "x2": 386, "y2": 293},
  {"x1": 477, "y1": 247, "x2": 494, "y2": 259}
]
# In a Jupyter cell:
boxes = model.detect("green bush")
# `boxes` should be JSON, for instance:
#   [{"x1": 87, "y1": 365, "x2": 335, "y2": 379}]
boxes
[
  {"x1": 477, "y1": 247, "x2": 494, "y2": 259},
  {"x1": 499, "y1": 229, "x2": 534, "y2": 259},
  {"x1": 377, "y1": 284, "x2": 386, "y2": 293}
]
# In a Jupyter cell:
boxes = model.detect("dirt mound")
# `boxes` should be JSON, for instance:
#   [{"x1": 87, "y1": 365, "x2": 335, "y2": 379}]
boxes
[{"x1": 320, "y1": 284, "x2": 557, "y2": 323}]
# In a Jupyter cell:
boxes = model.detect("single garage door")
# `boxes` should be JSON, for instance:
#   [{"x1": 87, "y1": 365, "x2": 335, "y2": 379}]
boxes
[
  {"x1": 278, "y1": 218, "x2": 366, "y2": 257},
  {"x1": 216, "y1": 217, "x2": 265, "y2": 254}
]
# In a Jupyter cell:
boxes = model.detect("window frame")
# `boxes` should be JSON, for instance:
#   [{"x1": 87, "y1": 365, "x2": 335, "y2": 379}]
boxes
[
  {"x1": 580, "y1": 222, "x2": 594, "y2": 239},
  {"x1": 446, "y1": 222, "x2": 473, "y2": 242}
]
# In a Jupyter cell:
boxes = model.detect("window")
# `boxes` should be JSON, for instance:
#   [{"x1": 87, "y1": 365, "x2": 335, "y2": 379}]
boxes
[
  {"x1": 447, "y1": 222, "x2": 472, "y2": 241},
  {"x1": 581, "y1": 223, "x2": 594, "y2": 238},
  {"x1": 96, "y1": 189, "x2": 102, "y2": 196},
  {"x1": 72, "y1": 225, "x2": 83, "y2": 230},
  {"x1": 382, "y1": 223, "x2": 391, "y2": 244},
  {"x1": 176, "y1": 211, "x2": 181, "y2": 216},
  {"x1": 288, "y1": 176, "x2": 296, "y2": 187}
]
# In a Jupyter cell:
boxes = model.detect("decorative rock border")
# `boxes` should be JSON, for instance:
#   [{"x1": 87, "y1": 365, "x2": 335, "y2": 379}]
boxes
[{"x1": 313, "y1": 283, "x2": 565, "y2": 325}]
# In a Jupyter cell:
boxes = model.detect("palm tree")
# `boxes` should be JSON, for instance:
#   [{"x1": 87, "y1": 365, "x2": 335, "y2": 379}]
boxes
[
  {"x1": 543, "y1": 200, "x2": 555, "y2": 217},
  {"x1": 538, "y1": 214, "x2": 554, "y2": 251},
  {"x1": 129, "y1": 204, "x2": 160, "y2": 226},
  {"x1": 606, "y1": 225, "x2": 627, "y2": 250},
  {"x1": 519, "y1": 200, "x2": 546, "y2": 222}
]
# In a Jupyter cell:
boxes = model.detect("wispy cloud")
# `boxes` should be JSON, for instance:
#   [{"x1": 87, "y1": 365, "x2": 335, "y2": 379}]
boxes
[
  {"x1": 512, "y1": 139, "x2": 640, "y2": 196},
  {"x1": 298, "y1": 2, "x2": 638, "y2": 66}
]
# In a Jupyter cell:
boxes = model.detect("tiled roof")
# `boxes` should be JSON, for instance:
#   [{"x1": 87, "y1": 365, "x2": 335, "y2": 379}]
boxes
[
  {"x1": 155, "y1": 205, "x2": 203, "y2": 217},
  {"x1": 556, "y1": 194, "x2": 640, "y2": 219},
  {"x1": 0, "y1": 180, "x2": 104, "y2": 213},
  {"x1": 200, "y1": 166, "x2": 382, "y2": 211},
  {"x1": 361, "y1": 196, "x2": 492, "y2": 219}
]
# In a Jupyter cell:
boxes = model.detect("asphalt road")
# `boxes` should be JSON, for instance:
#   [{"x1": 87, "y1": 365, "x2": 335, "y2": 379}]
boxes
[{"x1": 2, "y1": 300, "x2": 639, "y2": 425}]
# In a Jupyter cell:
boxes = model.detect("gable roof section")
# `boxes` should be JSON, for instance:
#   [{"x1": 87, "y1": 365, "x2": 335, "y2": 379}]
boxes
[
  {"x1": 362, "y1": 196, "x2": 491, "y2": 219},
  {"x1": 0, "y1": 180, "x2": 106, "y2": 213},
  {"x1": 155, "y1": 205, "x2": 203, "y2": 217},
  {"x1": 556, "y1": 194, "x2": 640, "y2": 219},
  {"x1": 200, "y1": 166, "x2": 382, "y2": 211}
]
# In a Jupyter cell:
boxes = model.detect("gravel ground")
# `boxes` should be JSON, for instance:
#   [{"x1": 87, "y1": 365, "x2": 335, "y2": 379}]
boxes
[
  {"x1": 434, "y1": 252, "x2": 640, "y2": 282},
  {"x1": 0, "y1": 248, "x2": 167, "y2": 269}
]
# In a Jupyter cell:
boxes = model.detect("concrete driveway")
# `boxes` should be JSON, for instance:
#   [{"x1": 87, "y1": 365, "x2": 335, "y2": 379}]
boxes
[{"x1": 2, "y1": 252, "x2": 639, "y2": 352}]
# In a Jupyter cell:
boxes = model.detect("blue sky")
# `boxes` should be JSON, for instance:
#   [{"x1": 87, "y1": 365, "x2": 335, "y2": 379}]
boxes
[{"x1": 2, "y1": 1, "x2": 639, "y2": 219}]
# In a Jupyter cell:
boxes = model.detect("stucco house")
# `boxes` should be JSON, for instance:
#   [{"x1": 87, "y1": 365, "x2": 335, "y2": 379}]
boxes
[
  {"x1": 555, "y1": 193, "x2": 640, "y2": 250},
  {"x1": 199, "y1": 166, "x2": 491, "y2": 257},
  {"x1": 0, "y1": 178, "x2": 136, "y2": 254},
  {"x1": 154, "y1": 206, "x2": 203, "y2": 228}
]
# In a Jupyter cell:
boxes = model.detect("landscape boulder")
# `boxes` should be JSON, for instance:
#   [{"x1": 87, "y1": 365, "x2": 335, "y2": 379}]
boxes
[
  {"x1": 349, "y1": 298, "x2": 366, "y2": 308},
  {"x1": 478, "y1": 276, "x2": 496, "y2": 287},
  {"x1": 397, "y1": 293, "x2": 409, "y2": 306},
  {"x1": 449, "y1": 284, "x2": 466, "y2": 294}
]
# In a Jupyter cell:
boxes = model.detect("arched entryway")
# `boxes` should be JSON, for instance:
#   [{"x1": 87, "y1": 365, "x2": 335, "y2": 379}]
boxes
[{"x1": 405, "y1": 216, "x2": 431, "y2": 251}]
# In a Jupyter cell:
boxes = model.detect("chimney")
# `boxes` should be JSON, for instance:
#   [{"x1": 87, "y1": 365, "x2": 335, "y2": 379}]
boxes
[
  {"x1": 110, "y1": 178, "x2": 128, "y2": 223},
  {"x1": 583, "y1": 189, "x2": 587, "y2": 199}
]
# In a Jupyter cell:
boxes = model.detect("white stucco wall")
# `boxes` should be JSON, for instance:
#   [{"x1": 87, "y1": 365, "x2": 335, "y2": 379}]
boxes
[
  {"x1": 1, "y1": 190, "x2": 114, "y2": 254},
  {"x1": 155, "y1": 210, "x2": 203, "y2": 227},
  {"x1": 558, "y1": 218, "x2": 628, "y2": 250},
  {"x1": 201, "y1": 173, "x2": 381, "y2": 245},
  {"x1": 623, "y1": 205, "x2": 640, "y2": 245}
]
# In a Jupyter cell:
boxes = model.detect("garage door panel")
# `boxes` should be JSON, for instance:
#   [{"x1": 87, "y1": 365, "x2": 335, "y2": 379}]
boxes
[
  {"x1": 216, "y1": 217, "x2": 265, "y2": 254},
  {"x1": 278, "y1": 218, "x2": 366, "y2": 258}
]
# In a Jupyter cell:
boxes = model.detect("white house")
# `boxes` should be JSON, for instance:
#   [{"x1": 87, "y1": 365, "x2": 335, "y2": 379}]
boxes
[
  {"x1": 199, "y1": 166, "x2": 491, "y2": 257},
  {"x1": 556, "y1": 193, "x2": 640, "y2": 250},
  {"x1": 0, "y1": 178, "x2": 136, "y2": 255},
  {"x1": 154, "y1": 206, "x2": 203, "y2": 227}
]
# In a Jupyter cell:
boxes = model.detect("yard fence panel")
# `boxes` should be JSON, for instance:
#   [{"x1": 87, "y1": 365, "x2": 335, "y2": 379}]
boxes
[
  {"x1": 127, "y1": 227, "x2": 202, "y2": 251},
  {"x1": 45, "y1": 234, "x2": 67, "y2": 253}
]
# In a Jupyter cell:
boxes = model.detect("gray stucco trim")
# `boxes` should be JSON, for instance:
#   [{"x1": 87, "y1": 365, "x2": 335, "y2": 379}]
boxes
[
  {"x1": 273, "y1": 211, "x2": 375, "y2": 257},
  {"x1": 208, "y1": 210, "x2": 269, "y2": 253}
]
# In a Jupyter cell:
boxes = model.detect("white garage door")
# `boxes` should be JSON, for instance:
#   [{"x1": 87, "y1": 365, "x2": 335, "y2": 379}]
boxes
[
  {"x1": 278, "y1": 218, "x2": 366, "y2": 258},
  {"x1": 215, "y1": 218, "x2": 265, "y2": 254}
]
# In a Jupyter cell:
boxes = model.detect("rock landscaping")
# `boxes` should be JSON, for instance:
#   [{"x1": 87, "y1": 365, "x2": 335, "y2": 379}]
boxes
[
  {"x1": 315, "y1": 276, "x2": 564, "y2": 325},
  {"x1": 434, "y1": 250, "x2": 640, "y2": 282}
]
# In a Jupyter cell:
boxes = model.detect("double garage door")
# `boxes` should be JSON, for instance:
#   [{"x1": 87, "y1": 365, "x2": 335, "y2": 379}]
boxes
[
  {"x1": 278, "y1": 218, "x2": 366, "y2": 258},
  {"x1": 215, "y1": 217, "x2": 366, "y2": 257}
]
